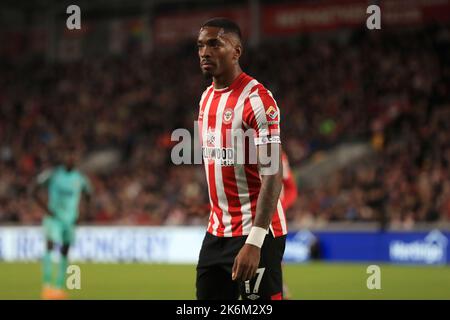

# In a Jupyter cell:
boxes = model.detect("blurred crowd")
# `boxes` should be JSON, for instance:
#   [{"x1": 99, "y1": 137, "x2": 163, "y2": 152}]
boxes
[
  {"x1": 291, "y1": 104, "x2": 450, "y2": 230},
  {"x1": 0, "y1": 24, "x2": 449, "y2": 229}
]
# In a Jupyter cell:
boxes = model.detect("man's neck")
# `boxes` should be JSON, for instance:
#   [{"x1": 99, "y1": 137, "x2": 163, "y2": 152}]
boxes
[{"x1": 213, "y1": 66, "x2": 242, "y2": 89}]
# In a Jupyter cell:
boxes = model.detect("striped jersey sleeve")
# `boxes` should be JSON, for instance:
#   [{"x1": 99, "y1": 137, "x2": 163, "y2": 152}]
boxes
[{"x1": 243, "y1": 85, "x2": 281, "y2": 146}]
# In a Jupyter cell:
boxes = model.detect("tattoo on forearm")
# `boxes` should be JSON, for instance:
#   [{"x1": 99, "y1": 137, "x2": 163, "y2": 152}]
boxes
[{"x1": 253, "y1": 171, "x2": 282, "y2": 229}]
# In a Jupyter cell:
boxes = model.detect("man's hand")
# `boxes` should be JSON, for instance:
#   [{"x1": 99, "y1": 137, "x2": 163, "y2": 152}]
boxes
[{"x1": 232, "y1": 244, "x2": 261, "y2": 282}]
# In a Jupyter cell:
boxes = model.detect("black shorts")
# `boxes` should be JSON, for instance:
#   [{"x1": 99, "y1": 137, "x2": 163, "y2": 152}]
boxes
[{"x1": 196, "y1": 231, "x2": 286, "y2": 300}]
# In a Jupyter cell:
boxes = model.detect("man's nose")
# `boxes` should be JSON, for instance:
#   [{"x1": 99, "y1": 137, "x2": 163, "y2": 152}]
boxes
[{"x1": 200, "y1": 46, "x2": 211, "y2": 58}]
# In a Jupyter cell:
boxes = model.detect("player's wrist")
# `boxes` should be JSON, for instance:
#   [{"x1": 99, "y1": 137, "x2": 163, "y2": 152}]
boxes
[{"x1": 245, "y1": 226, "x2": 268, "y2": 248}]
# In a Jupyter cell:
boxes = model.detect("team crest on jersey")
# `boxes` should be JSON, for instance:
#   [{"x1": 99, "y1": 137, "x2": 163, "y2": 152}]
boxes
[
  {"x1": 266, "y1": 106, "x2": 278, "y2": 120},
  {"x1": 222, "y1": 107, "x2": 234, "y2": 124}
]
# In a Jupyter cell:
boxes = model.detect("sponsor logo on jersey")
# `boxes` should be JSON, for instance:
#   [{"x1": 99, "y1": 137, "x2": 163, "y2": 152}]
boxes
[{"x1": 202, "y1": 147, "x2": 235, "y2": 166}]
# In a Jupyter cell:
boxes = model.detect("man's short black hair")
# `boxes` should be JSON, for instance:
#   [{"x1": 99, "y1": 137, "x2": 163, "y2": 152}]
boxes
[{"x1": 201, "y1": 17, "x2": 242, "y2": 41}]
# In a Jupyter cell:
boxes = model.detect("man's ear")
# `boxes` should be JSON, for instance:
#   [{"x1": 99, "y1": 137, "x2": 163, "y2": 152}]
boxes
[{"x1": 233, "y1": 44, "x2": 242, "y2": 62}]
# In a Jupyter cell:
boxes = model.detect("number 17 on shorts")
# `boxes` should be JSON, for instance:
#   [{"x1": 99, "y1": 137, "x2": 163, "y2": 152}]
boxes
[{"x1": 243, "y1": 268, "x2": 265, "y2": 300}]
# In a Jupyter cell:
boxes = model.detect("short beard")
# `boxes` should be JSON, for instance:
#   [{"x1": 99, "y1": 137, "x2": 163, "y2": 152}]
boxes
[{"x1": 201, "y1": 70, "x2": 213, "y2": 80}]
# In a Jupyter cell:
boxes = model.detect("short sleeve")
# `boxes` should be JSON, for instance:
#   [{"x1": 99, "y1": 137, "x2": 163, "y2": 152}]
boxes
[
  {"x1": 36, "y1": 169, "x2": 54, "y2": 186},
  {"x1": 243, "y1": 87, "x2": 281, "y2": 146}
]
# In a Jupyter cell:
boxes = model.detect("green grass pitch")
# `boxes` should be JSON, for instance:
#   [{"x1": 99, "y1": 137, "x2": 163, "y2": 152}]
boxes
[{"x1": 0, "y1": 262, "x2": 449, "y2": 300}]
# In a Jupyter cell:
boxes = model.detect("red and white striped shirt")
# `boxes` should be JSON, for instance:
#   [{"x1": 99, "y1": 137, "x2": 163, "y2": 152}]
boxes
[{"x1": 198, "y1": 72, "x2": 287, "y2": 238}]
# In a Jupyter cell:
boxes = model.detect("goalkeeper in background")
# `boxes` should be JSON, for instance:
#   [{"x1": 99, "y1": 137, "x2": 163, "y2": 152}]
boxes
[{"x1": 30, "y1": 147, "x2": 93, "y2": 300}]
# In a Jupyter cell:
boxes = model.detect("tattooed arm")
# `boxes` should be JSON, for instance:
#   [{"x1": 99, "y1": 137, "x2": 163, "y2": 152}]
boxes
[{"x1": 232, "y1": 143, "x2": 282, "y2": 281}]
